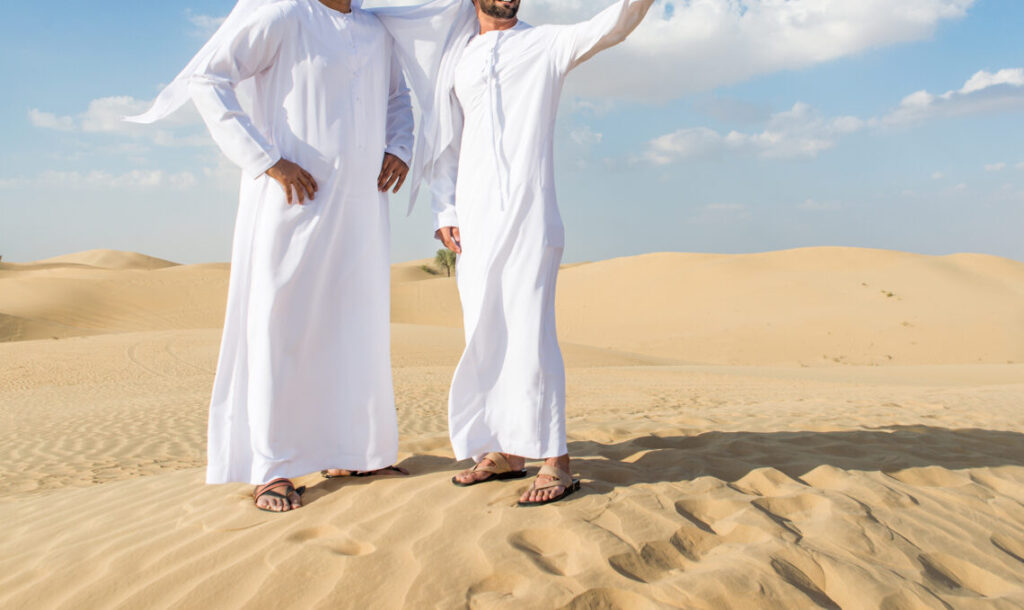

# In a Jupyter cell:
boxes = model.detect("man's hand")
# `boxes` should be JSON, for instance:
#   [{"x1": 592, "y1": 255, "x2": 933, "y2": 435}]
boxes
[
  {"x1": 378, "y1": 153, "x2": 409, "y2": 193},
  {"x1": 266, "y1": 159, "x2": 317, "y2": 205},
  {"x1": 435, "y1": 226, "x2": 462, "y2": 254}
]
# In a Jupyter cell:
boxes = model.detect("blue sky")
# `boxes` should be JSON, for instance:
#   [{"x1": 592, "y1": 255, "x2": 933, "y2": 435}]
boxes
[{"x1": 1, "y1": 0, "x2": 1022, "y2": 264}]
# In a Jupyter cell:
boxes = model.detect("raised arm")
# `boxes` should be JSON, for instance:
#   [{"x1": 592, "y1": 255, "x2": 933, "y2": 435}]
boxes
[
  {"x1": 187, "y1": 7, "x2": 290, "y2": 179},
  {"x1": 553, "y1": 0, "x2": 654, "y2": 73}
]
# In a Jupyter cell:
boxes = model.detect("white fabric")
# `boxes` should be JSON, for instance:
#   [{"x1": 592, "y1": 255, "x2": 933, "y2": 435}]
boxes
[
  {"x1": 373, "y1": 0, "x2": 653, "y2": 460},
  {"x1": 125, "y1": 0, "x2": 363, "y2": 124},
  {"x1": 181, "y1": 0, "x2": 413, "y2": 484},
  {"x1": 368, "y1": 0, "x2": 477, "y2": 213}
]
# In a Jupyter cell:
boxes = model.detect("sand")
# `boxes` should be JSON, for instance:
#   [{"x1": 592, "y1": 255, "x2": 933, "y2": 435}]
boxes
[{"x1": 1, "y1": 247, "x2": 1022, "y2": 609}]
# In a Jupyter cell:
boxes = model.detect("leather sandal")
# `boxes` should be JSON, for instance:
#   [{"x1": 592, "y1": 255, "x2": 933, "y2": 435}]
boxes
[
  {"x1": 451, "y1": 452, "x2": 528, "y2": 487},
  {"x1": 517, "y1": 465, "x2": 581, "y2": 506},
  {"x1": 253, "y1": 478, "x2": 306, "y2": 513}
]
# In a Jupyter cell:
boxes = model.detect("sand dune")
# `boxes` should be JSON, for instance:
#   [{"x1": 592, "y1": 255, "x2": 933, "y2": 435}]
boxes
[
  {"x1": 1, "y1": 248, "x2": 1022, "y2": 608},
  {"x1": 34, "y1": 248, "x2": 179, "y2": 270}
]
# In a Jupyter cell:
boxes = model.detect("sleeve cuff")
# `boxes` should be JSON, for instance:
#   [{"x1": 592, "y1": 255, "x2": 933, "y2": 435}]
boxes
[
  {"x1": 433, "y1": 207, "x2": 459, "y2": 232},
  {"x1": 385, "y1": 144, "x2": 413, "y2": 167},
  {"x1": 246, "y1": 148, "x2": 281, "y2": 180}
]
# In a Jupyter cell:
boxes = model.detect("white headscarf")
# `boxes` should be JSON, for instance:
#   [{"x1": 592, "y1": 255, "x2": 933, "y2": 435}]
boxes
[{"x1": 125, "y1": 0, "x2": 363, "y2": 124}]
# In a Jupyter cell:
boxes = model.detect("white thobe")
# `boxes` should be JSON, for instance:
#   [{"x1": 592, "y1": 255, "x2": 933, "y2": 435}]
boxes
[
  {"x1": 190, "y1": 0, "x2": 414, "y2": 485},
  {"x1": 427, "y1": 1, "x2": 653, "y2": 461}
]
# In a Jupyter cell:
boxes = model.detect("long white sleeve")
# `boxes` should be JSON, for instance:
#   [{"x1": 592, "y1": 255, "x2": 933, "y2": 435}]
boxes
[
  {"x1": 430, "y1": 102, "x2": 462, "y2": 230},
  {"x1": 188, "y1": 7, "x2": 290, "y2": 178},
  {"x1": 553, "y1": 0, "x2": 654, "y2": 73},
  {"x1": 384, "y1": 43, "x2": 415, "y2": 166}
]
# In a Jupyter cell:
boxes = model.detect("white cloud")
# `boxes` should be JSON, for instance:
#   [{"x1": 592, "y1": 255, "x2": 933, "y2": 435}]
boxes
[
  {"x1": 185, "y1": 10, "x2": 226, "y2": 37},
  {"x1": 0, "y1": 170, "x2": 198, "y2": 190},
  {"x1": 28, "y1": 109, "x2": 75, "y2": 131},
  {"x1": 985, "y1": 162, "x2": 1007, "y2": 172},
  {"x1": 884, "y1": 68, "x2": 1024, "y2": 124},
  {"x1": 1016, "y1": 162, "x2": 1024, "y2": 170},
  {"x1": 570, "y1": 125, "x2": 603, "y2": 146},
  {"x1": 961, "y1": 68, "x2": 1024, "y2": 94},
  {"x1": 931, "y1": 172, "x2": 944, "y2": 180},
  {"x1": 646, "y1": 67, "x2": 1023, "y2": 164},
  {"x1": 647, "y1": 102, "x2": 863, "y2": 163},
  {"x1": 520, "y1": 0, "x2": 975, "y2": 101},
  {"x1": 954, "y1": 182, "x2": 968, "y2": 191},
  {"x1": 78, "y1": 96, "x2": 152, "y2": 133},
  {"x1": 29, "y1": 96, "x2": 208, "y2": 148}
]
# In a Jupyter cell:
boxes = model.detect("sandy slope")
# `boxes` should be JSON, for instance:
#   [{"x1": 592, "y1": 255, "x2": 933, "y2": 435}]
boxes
[{"x1": 1, "y1": 248, "x2": 1023, "y2": 609}]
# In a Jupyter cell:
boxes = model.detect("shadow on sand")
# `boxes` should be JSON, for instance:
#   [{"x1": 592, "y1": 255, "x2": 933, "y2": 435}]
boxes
[{"x1": 302, "y1": 426, "x2": 1024, "y2": 505}]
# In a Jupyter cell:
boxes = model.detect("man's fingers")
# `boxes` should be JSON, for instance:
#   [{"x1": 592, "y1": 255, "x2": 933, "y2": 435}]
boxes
[
  {"x1": 451, "y1": 227, "x2": 462, "y2": 254},
  {"x1": 299, "y1": 174, "x2": 316, "y2": 201},
  {"x1": 303, "y1": 171, "x2": 318, "y2": 193},
  {"x1": 294, "y1": 180, "x2": 306, "y2": 204},
  {"x1": 381, "y1": 169, "x2": 399, "y2": 193},
  {"x1": 283, "y1": 181, "x2": 293, "y2": 205},
  {"x1": 392, "y1": 169, "x2": 408, "y2": 194}
]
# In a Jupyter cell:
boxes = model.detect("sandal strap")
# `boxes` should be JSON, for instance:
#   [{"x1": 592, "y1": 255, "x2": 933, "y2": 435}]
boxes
[
  {"x1": 472, "y1": 452, "x2": 513, "y2": 474},
  {"x1": 533, "y1": 465, "x2": 573, "y2": 491},
  {"x1": 253, "y1": 478, "x2": 296, "y2": 500}
]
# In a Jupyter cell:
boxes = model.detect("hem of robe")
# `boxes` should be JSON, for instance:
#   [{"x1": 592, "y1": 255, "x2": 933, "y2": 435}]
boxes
[
  {"x1": 453, "y1": 440, "x2": 569, "y2": 463},
  {"x1": 206, "y1": 451, "x2": 398, "y2": 486}
]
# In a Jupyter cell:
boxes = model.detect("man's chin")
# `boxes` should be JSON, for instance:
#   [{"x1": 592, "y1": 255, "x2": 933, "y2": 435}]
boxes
[{"x1": 483, "y1": 0, "x2": 519, "y2": 19}]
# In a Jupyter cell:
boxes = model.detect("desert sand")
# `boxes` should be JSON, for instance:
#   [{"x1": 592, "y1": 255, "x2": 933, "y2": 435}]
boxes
[{"x1": 1, "y1": 247, "x2": 1022, "y2": 609}]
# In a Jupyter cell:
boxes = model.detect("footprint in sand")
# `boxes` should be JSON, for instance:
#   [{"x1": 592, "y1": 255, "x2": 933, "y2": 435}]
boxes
[
  {"x1": 669, "y1": 524, "x2": 721, "y2": 561},
  {"x1": 559, "y1": 588, "x2": 662, "y2": 610},
  {"x1": 607, "y1": 540, "x2": 687, "y2": 583},
  {"x1": 770, "y1": 556, "x2": 840, "y2": 609},
  {"x1": 674, "y1": 496, "x2": 746, "y2": 531},
  {"x1": 288, "y1": 526, "x2": 376, "y2": 557},
  {"x1": 465, "y1": 572, "x2": 529, "y2": 608},
  {"x1": 508, "y1": 528, "x2": 581, "y2": 577}
]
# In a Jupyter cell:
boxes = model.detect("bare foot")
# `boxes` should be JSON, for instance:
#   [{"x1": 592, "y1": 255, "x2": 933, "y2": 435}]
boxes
[
  {"x1": 453, "y1": 453, "x2": 526, "y2": 485},
  {"x1": 519, "y1": 455, "x2": 571, "y2": 504},
  {"x1": 253, "y1": 479, "x2": 303, "y2": 513}
]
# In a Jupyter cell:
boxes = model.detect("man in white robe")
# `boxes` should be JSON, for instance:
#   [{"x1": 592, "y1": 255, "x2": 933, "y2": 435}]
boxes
[
  {"x1": 371, "y1": 0, "x2": 653, "y2": 505},
  {"x1": 128, "y1": 0, "x2": 414, "y2": 512}
]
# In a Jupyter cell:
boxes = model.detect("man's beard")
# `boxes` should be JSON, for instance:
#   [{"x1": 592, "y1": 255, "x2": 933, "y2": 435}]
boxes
[{"x1": 478, "y1": 0, "x2": 520, "y2": 19}]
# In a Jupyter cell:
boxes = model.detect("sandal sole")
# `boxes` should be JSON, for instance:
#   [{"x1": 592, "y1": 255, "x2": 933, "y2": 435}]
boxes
[{"x1": 451, "y1": 469, "x2": 528, "y2": 487}]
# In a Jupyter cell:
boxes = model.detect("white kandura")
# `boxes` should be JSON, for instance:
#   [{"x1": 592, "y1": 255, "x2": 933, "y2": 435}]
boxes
[
  {"x1": 373, "y1": 0, "x2": 654, "y2": 461},
  {"x1": 137, "y1": 0, "x2": 414, "y2": 484}
]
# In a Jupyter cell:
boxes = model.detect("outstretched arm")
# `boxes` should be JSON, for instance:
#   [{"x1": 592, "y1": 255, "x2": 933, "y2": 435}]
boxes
[{"x1": 553, "y1": 0, "x2": 655, "y2": 73}]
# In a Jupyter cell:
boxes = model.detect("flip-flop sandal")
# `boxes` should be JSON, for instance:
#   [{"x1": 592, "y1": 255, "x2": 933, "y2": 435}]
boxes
[
  {"x1": 253, "y1": 478, "x2": 306, "y2": 513},
  {"x1": 451, "y1": 452, "x2": 529, "y2": 487},
  {"x1": 321, "y1": 465, "x2": 410, "y2": 479},
  {"x1": 517, "y1": 465, "x2": 581, "y2": 507}
]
